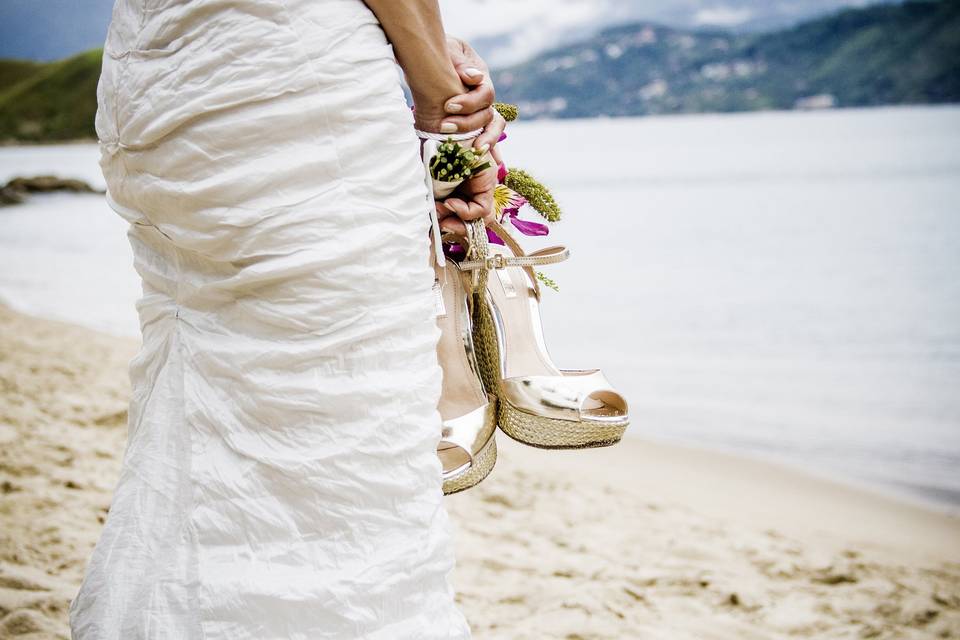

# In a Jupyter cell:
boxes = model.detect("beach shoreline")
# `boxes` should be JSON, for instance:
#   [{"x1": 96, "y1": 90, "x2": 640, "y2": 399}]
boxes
[
  {"x1": 1, "y1": 285, "x2": 956, "y2": 519},
  {"x1": 2, "y1": 304, "x2": 958, "y2": 638},
  {"x1": 633, "y1": 434, "x2": 960, "y2": 520}
]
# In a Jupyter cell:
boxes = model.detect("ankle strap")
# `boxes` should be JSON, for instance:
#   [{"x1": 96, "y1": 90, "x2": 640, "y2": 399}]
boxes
[
  {"x1": 459, "y1": 219, "x2": 568, "y2": 300},
  {"x1": 458, "y1": 245, "x2": 569, "y2": 271}
]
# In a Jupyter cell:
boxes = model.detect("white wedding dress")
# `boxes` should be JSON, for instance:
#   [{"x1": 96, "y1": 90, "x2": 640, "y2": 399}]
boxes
[{"x1": 68, "y1": 0, "x2": 471, "y2": 637}]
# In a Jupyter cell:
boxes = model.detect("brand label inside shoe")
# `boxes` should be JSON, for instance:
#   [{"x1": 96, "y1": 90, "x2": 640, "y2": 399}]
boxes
[
  {"x1": 495, "y1": 267, "x2": 518, "y2": 299},
  {"x1": 432, "y1": 279, "x2": 447, "y2": 318}
]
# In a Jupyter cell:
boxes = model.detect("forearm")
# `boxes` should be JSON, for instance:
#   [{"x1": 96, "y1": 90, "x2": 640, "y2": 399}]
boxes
[{"x1": 363, "y1": 0, "x2": 463, "y2": 131}]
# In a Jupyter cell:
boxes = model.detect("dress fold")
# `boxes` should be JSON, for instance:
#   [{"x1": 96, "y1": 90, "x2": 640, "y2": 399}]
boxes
[{"x1": 70, "y1": 1, "x2": 470, "y2": 637}]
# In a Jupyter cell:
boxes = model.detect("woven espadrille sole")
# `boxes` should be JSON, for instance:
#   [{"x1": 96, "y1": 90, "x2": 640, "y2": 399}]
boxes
[
  {"x1": 498, "y1": 400, "x2": 628, "y2": 450},
  {"x1": 442, "y1": 434, "x2": 498, "y2": 495}
]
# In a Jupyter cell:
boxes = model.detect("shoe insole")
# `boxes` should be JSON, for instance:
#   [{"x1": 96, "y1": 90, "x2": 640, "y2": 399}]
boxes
[
  {"x1": 485, "y1": 249, "x2": 614, "y2": 417},
  {"x1": 435, "y1": 261, "x2": 488, "y2": 473}
]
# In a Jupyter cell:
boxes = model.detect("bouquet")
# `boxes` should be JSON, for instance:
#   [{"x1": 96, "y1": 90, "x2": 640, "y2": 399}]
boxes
[
  {"x1": 430, "y1": 103, "x2": 563, "y2": 291},
  {"x1": 428, "y1": 141, "x2": 493, "y2": 198}
]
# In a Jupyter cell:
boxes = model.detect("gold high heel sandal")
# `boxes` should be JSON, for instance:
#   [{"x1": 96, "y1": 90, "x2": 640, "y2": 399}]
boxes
[
  {"x1": 461, "y1": 220, "x2": 630, "y2": 449},
  {"x1": 435, "y1": 221, "x2": 500, "y2": 494}
]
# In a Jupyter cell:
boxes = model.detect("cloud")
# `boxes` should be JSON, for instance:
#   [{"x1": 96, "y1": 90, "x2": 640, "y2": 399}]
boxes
[
  {"x1": 438, "y1": 0, "x2": 892, "y2": 67},
  {"x1": 440, "y1": 0, "x2": 606, "y2": 65},
  {"x1": 440, "y1": 0, "x2": 596, "y2": 38},
  {"x1": 693, "y1": 7, "x2": 755, "y2": 27},
  {"x1": 440, "y1": 0, "x2": 708, "y2": 66}
]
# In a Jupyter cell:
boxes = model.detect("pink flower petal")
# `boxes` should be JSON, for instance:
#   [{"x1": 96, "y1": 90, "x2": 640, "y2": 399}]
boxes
[
  {"x1": 510, "y1": 217, "x2": 550, "y2": 237},
  {"x1": 487, "y1": 227, "x2": 506, "y2": 245},
  {"x1": 497, "y1": 163, "x2": 507, "y2": 183},
  {"x1": 443, "y1": 243, "x2": 466, "y2": 261}
]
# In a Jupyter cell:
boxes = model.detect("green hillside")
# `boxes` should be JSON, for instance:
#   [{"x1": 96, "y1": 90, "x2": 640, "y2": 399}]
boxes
[
  {"x1": 0, "y1": 49, "x2": 101, "y2": 142},
  {"x1": 494, "y1": 0, "x2": 960, "y2": 118},
  {"x1": 0, "y1": 59, "x2": 44, "y2": 93},
  {"x1": 0, "y1": 1, "x2": 958, "y2": 141}
]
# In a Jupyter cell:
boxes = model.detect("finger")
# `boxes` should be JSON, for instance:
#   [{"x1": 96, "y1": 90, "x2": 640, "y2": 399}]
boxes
[
  {"x1": 465, "y1": 173, "x2": 497, "y2": 220},
  {"x1": 445, "y1": 82, "x2": 494, "y2": 115},
  {"x1": 474, "y1": 111, "x2": 506, "y2": 150},
  {"x1": 444, "y1": 197, "x2": 487, "y2": 222},
  {"x1": 490, "y1": 144, "x2": 505, "y2": 168},
  {"x1": 441, "y1": 107, "x2": 495, "y2": 135},
  {"x1": 435, "y1": 201, "x2": 456, "y2": 221},
  {"x1": 463, "y1": 165, "x2": 499, "y2": 195},
  {"x1": 446, "y1": 36, "x2": 467, "y2": 64},
  {"x1": 439, "y1": 216, "x2": 467, "y2": 237},
  {"x1": 453, "y1": 186, "x2": 494, "y2": 222},
  {"x1": 455, "y1": 64, "x2": 485, "y2": 87},
  {"x1": 453, "y1": 39, "x2": 486, "y2": 86},
  {"x1": 472, "y1": 185, "x2": 494, "y2": 220}
]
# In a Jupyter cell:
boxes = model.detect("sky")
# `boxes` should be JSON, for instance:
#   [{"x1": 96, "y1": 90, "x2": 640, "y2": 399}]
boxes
[
  {"x1": 438, "y1": 0, "x2": 887, "y2": 65},
  {"x1": 0, "y1": 0, "x2": 888, "y2": 65}
]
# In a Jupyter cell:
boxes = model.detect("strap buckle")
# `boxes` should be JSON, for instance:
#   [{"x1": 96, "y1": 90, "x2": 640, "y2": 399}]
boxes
[{"x1": 485, "y1": 254, "x2": 508, "y2": 270}]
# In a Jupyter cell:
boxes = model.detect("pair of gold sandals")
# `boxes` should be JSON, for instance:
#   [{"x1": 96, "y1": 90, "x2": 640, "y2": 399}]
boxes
[{"x1": 434, "y1": 218, "x2": 630, "y2": 495}]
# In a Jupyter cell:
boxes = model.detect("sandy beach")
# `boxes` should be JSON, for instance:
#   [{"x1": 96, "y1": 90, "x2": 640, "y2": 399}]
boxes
[{"x1": 1, "y1": 303, "x2": 958, "y2": 639}]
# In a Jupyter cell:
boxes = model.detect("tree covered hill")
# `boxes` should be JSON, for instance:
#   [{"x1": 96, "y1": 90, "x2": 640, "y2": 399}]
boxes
[
  {"x1": 0, "y1": 50, "x2": 102, "y2": 142},
  {"x1": 0, "y1": 1, "x2": 957, "y2": 142},
  {"x1": 493, "y1": 0, "x2": 960, "y2": 118}
]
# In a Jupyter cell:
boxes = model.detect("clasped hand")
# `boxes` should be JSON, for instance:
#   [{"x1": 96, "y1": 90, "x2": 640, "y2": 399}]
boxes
[{"x1": 417, "y1": 37, "x2": 506, "y2": 239}]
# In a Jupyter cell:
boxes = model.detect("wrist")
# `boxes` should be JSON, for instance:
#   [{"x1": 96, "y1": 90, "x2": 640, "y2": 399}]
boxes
[
  {"x1": 412, "y1": 96, "x2": 454, "y2": 134},
  {"x1": 405, "y1": 58, "x2": 462, "y2": 103}
]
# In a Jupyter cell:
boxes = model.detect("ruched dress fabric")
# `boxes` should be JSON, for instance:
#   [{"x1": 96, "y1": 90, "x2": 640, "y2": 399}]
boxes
[{"x1": 68, "y1": 1, "x2": 471, "y2": 638}]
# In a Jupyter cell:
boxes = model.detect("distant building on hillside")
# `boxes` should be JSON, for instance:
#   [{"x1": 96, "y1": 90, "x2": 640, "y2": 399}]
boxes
[{"x1": 794, "y1": 94, "x2": 837, "y2": 110}]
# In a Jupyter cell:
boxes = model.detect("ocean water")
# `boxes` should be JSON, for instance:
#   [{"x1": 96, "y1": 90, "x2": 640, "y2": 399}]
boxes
[{"x1": 1, "y1": 106, "x2": 958, "y2": 509}]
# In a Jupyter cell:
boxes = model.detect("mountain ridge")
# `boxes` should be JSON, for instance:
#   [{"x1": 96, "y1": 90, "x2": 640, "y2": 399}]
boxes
[
  {"x1": 493, "y1": 0, "x2": 960, "y2": 118},
  {"x1": 466, "y1": 0, "x2": 899, "y2": 67},
  {"x1": 0, "y1": 0, "x2": 957, "y2": 142},
  {"x1": 1, "y1": 0, "x2": 890, "y2": 64}
]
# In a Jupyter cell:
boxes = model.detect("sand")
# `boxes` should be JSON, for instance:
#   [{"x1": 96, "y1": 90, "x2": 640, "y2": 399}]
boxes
[{"x1": 1, "y1": 304, "x2": 958, "y2": 639}]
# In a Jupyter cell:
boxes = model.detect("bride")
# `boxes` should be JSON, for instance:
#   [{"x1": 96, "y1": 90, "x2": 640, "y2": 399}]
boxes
[{"x1": 69, "y1": 0, "x2": 503, "y2": 637}]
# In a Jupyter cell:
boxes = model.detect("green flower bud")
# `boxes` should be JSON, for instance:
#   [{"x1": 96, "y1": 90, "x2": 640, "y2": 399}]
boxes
[
  {"x1": 493, "y1": 102, "x2": 520, "y2": 122},
  {"x1": 504, "y1": 168, "x2": 562, "y2": 221}
]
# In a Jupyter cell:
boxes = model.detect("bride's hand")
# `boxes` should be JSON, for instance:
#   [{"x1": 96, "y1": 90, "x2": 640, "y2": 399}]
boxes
[
  {"x1": 361, "y1": 4, "x2": 504, "y2": 145},
  {"x1": 435, "y1": 133, "x2": 509, "y2": 238},
  {"x1": 413, "y1": 38, "x2": 505, "y2": 147},
  {"x1": 436, "y1": 162, "x2": 498, "y2": 237},
  {"x1": 438, "y1": 37, "x2": 507, "y2": 151}
]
